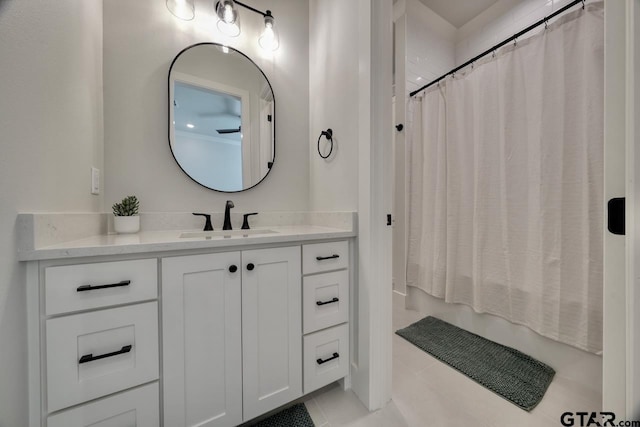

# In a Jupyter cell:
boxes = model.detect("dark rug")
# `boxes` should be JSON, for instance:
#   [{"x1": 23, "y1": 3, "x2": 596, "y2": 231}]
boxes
[
  {"x1": 396, "y1": 316, "x2": 555, "y2": 411},
  {"x1": 250, "y1": 403, "x2": 315, "y2": 427}
]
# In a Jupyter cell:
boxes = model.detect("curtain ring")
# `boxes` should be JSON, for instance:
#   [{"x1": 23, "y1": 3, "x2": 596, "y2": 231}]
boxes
[
  {"x1": 492, "y1": 49, "x2": 496, "y2": 59},
  {"x1": 544, "y1": 18, "x2": 548, "y2": 29},
  {"x1": 582, "y1": 0, "x2": 585, "y2": 9},
  {"x1": 513, "y1": 37, "x2": 517, "y2": 47}
]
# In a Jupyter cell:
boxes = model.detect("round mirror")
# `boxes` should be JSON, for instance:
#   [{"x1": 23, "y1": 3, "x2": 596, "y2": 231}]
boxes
[{"x1": 168, "y1": 43, "x2": 275, "y2": 192}]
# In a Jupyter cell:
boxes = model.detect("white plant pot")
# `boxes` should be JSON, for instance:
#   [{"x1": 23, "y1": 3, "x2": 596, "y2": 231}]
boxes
[{"x1": 113, "y1": 215, "x2": 140, "y2": 234}]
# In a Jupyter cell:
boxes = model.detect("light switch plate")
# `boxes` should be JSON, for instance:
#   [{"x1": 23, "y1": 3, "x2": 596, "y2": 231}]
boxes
[{"x1": 91, "y1": 167, "x2": 100, "y2": 195}]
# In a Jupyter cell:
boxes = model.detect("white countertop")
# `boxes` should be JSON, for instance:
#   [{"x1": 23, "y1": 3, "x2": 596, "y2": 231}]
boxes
[{"x1": 18, "y1": 225, "x2": 356, "y2": 261}]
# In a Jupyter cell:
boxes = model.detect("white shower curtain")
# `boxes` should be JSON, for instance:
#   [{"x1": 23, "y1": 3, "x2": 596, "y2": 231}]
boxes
[{"x1": 406, "y1": 2, "x2": 604, "y2": 353}]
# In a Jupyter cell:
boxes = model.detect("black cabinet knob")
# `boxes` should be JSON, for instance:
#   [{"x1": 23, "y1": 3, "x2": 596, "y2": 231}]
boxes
[
  {"x1": 229, "y1": 265, "x2": 238, "y2": 273},
  {"x1": 247, "y1": 263, "x2": 255, "y2": 271}
]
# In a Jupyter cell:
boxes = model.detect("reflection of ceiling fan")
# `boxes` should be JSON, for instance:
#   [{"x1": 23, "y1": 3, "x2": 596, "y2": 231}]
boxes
[{"x1": 216, "y1": 126, "x2": 241, "y2": 134}]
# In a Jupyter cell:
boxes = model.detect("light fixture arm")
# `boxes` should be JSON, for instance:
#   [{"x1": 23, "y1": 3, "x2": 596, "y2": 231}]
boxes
[{"x1": 224, "y1": 0, "x2": 273, "y2": 18}]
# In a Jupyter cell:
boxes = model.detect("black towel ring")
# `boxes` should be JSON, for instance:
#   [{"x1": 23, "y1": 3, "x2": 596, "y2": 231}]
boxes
[{"x1": 317, "y1": 128, "x2": 334, "y2": 159}]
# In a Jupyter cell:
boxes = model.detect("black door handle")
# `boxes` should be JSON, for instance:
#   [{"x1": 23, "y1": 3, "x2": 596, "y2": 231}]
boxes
[
  {"x1": 79, "y1": 345, "x2": 132, "y2": 364},
  {"x1": 77, "y1": 280, "x2": 131, "y2": 292},
  {"x1": 608, "y1": 198, "x2": 625, "y2": 235},
  {"x1": 316, "y1": 254, "x2": 339, "y2": 261},
  {"x1": 316, "y1": 297, "x2": 339, "y2": 306},
  {"x1": 229, "y1": 265, "x2": 238, "y2": 273},
  {"x1": 317, "y1": 352, "x2": 340, "y2": 365},
  {"x1": 247, "y1": 263, "x2": 255, "y2": 271}
]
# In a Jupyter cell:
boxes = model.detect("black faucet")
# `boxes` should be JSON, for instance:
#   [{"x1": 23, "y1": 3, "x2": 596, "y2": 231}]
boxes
[
  {"x1": 223, "y1": 200, "x2": 234, "y2": 230},
  {"x1": 192, "y1": 213, "x2": 213, "y2": 231}
]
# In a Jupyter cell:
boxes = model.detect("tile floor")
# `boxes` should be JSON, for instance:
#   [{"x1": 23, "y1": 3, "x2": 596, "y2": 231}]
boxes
[{"x1": 303, "y1": 292, "x2": 602, "y2": 427}]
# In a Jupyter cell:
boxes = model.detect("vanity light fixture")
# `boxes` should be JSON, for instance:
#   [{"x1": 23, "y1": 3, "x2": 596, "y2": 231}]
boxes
[
  {"x1": 215, "y1": 1, "x2": 279, "y2": 51},
  {"x1": 216, "y1": 0, "x2": 241, "y2": 37},
  {"x1": 258, "y1": 11, "x2": 279, "y2": 51},
  {"x1": 167, "y1": 0, "x2": 279, "y2": 51},
  {"x1": 166, "y1": 0, "x2": 195, "y2": 20}
]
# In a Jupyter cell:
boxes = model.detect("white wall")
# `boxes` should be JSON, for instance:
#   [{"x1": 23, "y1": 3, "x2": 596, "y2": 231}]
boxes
[
  {"x1": 308, "y1": 0, "x2": 360, "y2": 211},
  {"x1": 603, "y1": 0, "x2": 628, "y2": 416},
  {"x1": 404, "y1": 0, "x2": 456, "y2": 95},
  {"x1": 393, "y1": 0, "x2": 456, "y2": 294},
  {"x1": 309, "y1": 0, "x2": 394, "y2": 409},
  {"x1": 393, "y1": 3, "x2": 407, "y2": 294},
  {"x1": 104, "y1": 0, "x2": 309, "y2": 213},
  {"x1": 628, "y1": 2, "x2": 640, "y2": 417},
  {"x1": 0, "y1": 1, "x2": 104, "y2": 425}
]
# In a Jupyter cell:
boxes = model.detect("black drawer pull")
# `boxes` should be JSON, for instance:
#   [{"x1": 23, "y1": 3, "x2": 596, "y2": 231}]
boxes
[
  {"x1": 317, "y1": 352, "x2": 340, "y2": 365},
  {"x1": 79, "y1": 345, "x2": 132, "y2": 364},
  {"x1": 316, "y1": 297, "x2": 339, "y2": 306},
  {"x1": 316, "y1": 254, "x2": 339, "y2": 261},
  {"x1": 229, "y1": 265, "x2": 238, "y2": 273},
  {"x1": 247, "y1": 263, "x2": 255, "y2": 271},
  {"x1": 77, "y1": 280, "x2": 131, "y2": 292}
]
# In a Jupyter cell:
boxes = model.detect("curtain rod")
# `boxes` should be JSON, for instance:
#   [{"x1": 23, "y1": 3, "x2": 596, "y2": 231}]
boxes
[{"x1": 409, "y1": 0, "x2": 584, "y2": 97}]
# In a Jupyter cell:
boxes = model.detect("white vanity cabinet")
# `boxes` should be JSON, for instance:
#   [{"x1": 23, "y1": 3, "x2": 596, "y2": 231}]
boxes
[
  {"x1": 301, "y1": 241, "x2": 351, "y2": 394},
  {"x1": 29, "y1": 259, "x2": 160, "y2": 427},
  {"x1": 24, "y1": 228, "x2": 353, "y2": 427},
  {"x1": 161, "y1": 246, "x2": 302, "y2": 427}
]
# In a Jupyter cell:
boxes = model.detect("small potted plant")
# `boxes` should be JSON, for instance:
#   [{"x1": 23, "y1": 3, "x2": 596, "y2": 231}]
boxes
[{"x1": 112, "y1": 195, "x2": 140, "y2": 234}]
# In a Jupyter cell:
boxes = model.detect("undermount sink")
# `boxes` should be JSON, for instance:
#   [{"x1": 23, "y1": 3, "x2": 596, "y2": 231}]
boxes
[{"x1": 179, "y1": 229, "x2": 278, "y2": 239}]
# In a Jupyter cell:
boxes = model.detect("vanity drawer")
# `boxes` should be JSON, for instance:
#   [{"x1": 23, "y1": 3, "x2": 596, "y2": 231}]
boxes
[
  {"x1": 302, "y1": 241, "x2": 349, "y2": 275},
  {"x1": 45, "y1": 259, "x2": 157, "y2": 315},
  {"x1": 303, "y1": 270, "x2": 349, "y2": 334},
  {"x1": 303, "y1": 323, "x2": 349, "y2": 394},
  {"x1": 47, "y1": 382, "x2": 159, "y2": 427},
  {"x1": 46, "y1": 302, "x2": 159, "y2": 412}
]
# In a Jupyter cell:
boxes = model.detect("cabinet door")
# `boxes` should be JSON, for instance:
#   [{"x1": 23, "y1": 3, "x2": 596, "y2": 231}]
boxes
[
  {"x1": 162, "y1": 252, "x2": 242, "y2": 427},
  {"x1": 242, "y1": 246, "x2": 302, "y2": 421}
]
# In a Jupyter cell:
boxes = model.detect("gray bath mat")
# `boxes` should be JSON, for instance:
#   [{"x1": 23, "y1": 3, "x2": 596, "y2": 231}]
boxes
[
  {"x1": 396, "y1": 316, "x2": 555, "y2": 411},
  {"x1": 250, "y1": 403, "x2": 315, "y2": 427}
]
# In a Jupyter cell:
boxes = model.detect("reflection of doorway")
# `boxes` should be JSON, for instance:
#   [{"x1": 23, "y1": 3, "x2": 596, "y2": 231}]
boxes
[
  {"x1": 174, "y1": 82, "x2": 242, "y2": 139},
  {"x1": 257, "y1": 84, "x2": 274, "y2": 183},
  {"x1": 170, "y1": 72, "x2": 250, "y2": 190},
  {"x1": 259, "y1": 100, "x2": 274, "y2": 180}
]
